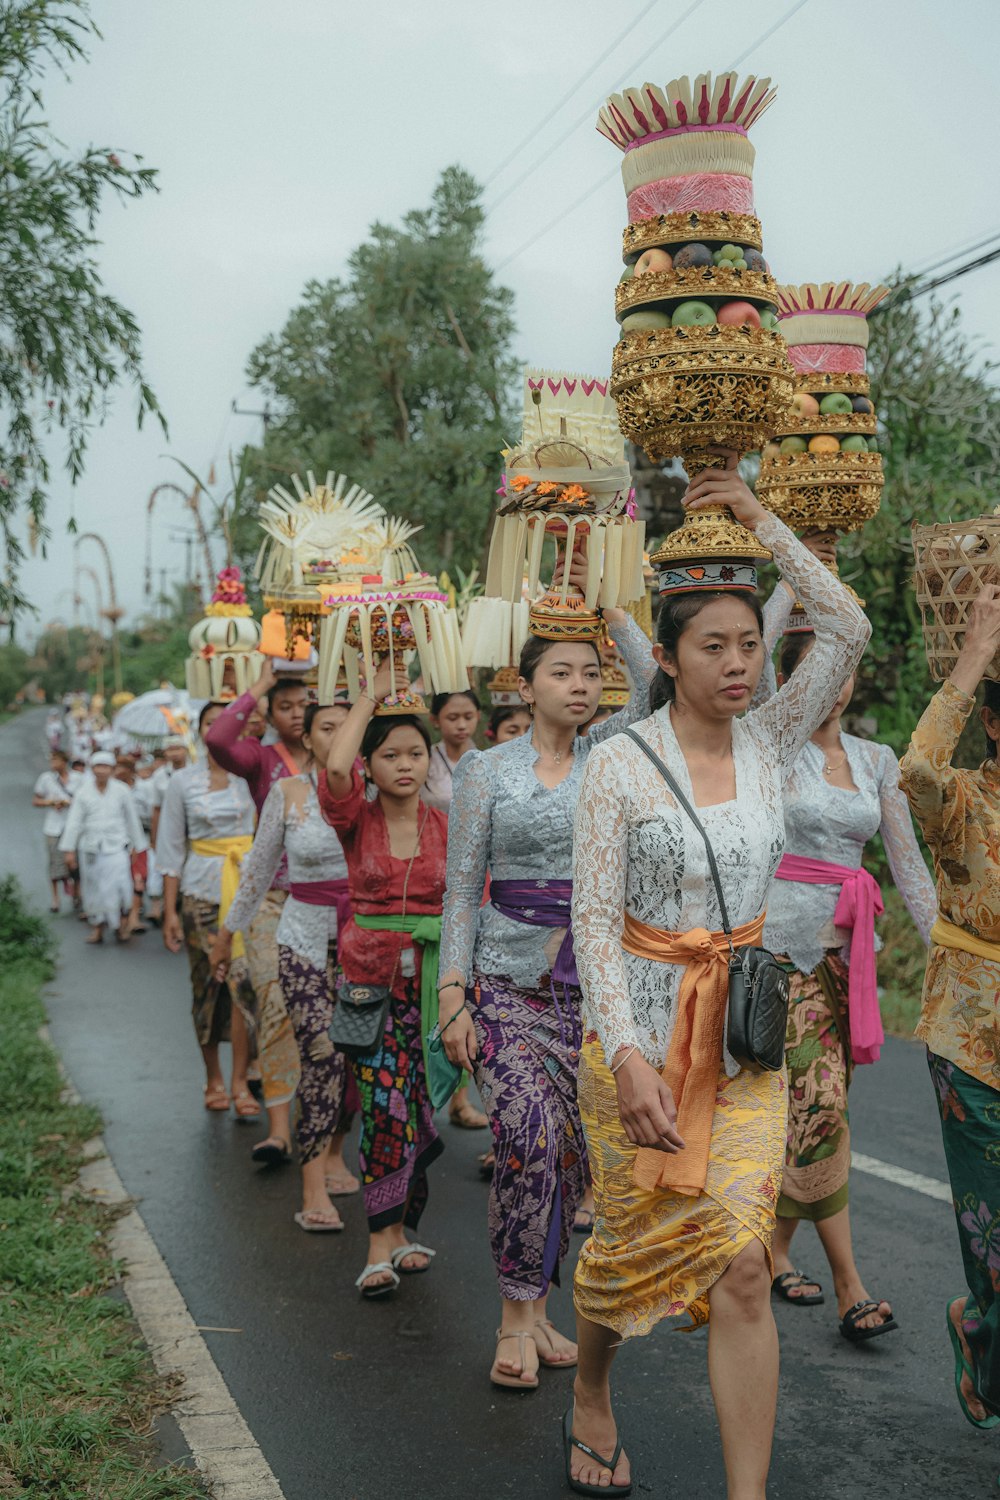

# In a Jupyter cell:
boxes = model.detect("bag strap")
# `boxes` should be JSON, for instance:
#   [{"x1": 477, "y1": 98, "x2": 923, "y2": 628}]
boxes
[{"x1": 622, "y1": 728, "x2": 734, "y2": 945}]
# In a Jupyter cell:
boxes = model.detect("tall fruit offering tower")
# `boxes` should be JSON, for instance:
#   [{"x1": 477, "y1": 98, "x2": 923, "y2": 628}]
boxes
[{"x1": 599, "y1": 71, "x2": 794, "y2": 579}]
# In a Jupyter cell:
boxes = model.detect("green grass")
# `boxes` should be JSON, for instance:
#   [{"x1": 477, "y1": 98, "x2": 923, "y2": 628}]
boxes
[
  {"x1": 0, "y1": 877, "x2": 209, "y2": 1498},
  {"x1": 878, "y1": 884, "x2": 927, "y2": 1039}
]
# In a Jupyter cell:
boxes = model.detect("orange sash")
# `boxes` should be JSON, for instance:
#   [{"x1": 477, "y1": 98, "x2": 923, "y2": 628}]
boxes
[{"x1": 622, "y1": 909, "x2": 766, "y2": 1197}]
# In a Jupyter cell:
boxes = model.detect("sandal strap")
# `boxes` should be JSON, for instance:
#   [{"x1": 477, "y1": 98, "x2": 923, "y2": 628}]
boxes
[
  {"x1": 843, "y1": 1299, "x2": 884, "y2": 1324},
  {"x1": 355, "y1": 1261, "x2": 399, "y2": 1290},
  {"x1": 569, "y1": 1434, "x2": 623, "y2": 1474},
  {"x1": 390, "y1": 1242, "x2": 435, "y2": 1268}
]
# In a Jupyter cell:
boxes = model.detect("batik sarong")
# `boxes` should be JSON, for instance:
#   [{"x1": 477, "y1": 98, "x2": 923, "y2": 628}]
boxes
[
  {"x1": 574, "y1": 1037, "x2": 786, "y2": 1341},
  {"x1": 277, "y1": 943, "x2": 355, "y2": 1164},
  {"x1": 181, "y1": 895, "x2": 257, "y2": 1049},
  {"x1": 245, "y1": 888, "x2": 299, "y2": 1108},
  {"x1": 778, "y1": 953, "x2": 852, "y2": 1221},
  {"x1": 929, "y1": 1049, "x2": 1000, "y2": 1415},
  {"x1": 473, "y1": 975, "x2": 588, "y2": 1300},
  {"x1": 352, "y1": 983, "x2": 442, "y2": 1232}
]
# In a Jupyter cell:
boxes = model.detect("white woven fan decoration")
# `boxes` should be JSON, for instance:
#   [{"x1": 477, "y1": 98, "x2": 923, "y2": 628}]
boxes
[{"x1": 255, "y1": 471, "x2": 385, "y2": 590}]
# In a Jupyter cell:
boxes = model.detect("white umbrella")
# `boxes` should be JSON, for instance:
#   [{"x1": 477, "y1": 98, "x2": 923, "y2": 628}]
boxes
[{"x1": 111, "y1": 688, "x2": 190, "y2": 745}]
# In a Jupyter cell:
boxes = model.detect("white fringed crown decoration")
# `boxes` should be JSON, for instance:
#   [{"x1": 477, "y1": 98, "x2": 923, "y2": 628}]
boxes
[
  {"x1": 186, "y1": 566, "x2": 264, "y2": 699},
  {"x1": 463, "y1": 370, "x2": 645, "y2": 662},
  {"x1": 777, "y1": 282, "x2": 890, "y2": 353}
]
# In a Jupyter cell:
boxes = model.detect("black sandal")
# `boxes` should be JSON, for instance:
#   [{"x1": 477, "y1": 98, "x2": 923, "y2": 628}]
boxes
[
  {"x1": 563, "y1": 1407, "x2": 632, "y2": 1497},
  {"x1": 839, "y1": 1299, "x2": 898, "y2": 1343},
  {"x1": 251, "y1": 1138, "x2": 291, "y2": 1167},
  {"x1": 772, "y1": 1270, "x2": 825, "y2": 1305}
]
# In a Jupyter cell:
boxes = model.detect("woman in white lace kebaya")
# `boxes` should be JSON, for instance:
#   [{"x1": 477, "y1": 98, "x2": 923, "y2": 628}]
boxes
[
  {"x1": 565, "y1": 461, "x2": 870, "y2": 1499},
  {"x1": 762, "y1": 580, "x2": 935, "y2": 1343},
  {"x1": 213, "y1": 703, "x2": 359, "y2": 1232},
  {"x1": 438, "y1": 603, "x2": 654, "y2": 1393}
]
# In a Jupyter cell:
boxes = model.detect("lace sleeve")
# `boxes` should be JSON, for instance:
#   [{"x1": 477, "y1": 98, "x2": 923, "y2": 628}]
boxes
[
  {"x1": 899, "y1": 681, "x2": 975, "y2": 853},
  {"x1": 316, "y1": 767, "x2": 365, "y2": 847},
  {"x1": 748, "y1": 513, "x2": 871, "y2": 775},
  {"x1": 154, "y1": 775, "x2": 188, "y2": 878},
  {"x1": 225, "y1": 784, "x2": 286, "y2": 935},
  {"x1": 587, "y1": 613, "x2": 655, "y2": 745},
  {"x1": 572, "y1": 741, "x2": 638, "y2": 1064},
  {"x1": 876, "y1": 744, "x2": 937, "y2": 944},
  {"x1": 762, "y1": 583, "x2": 793, "y2": 657},
  {"x1": 440, "y1": 750, "x2": 494, "y2": 982}
]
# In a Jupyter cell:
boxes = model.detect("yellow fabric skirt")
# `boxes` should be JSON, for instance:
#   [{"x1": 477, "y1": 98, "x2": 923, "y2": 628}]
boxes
[{"x1": 573, "y1": 1038, "x2": 787, "y2": 1341}]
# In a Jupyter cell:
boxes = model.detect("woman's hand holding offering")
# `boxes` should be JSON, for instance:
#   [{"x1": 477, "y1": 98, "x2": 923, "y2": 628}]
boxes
[{"x1": 683, "y1": 448, "x2": 768, "y2": 531}]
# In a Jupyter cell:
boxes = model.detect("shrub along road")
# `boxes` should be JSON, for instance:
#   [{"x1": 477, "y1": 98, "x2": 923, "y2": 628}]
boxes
[{"x1": 1, "y1": 708, "x2": 993, "y2": 1499}]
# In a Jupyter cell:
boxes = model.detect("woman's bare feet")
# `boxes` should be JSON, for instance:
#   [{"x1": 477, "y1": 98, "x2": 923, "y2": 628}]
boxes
[
  {"x1": 837, "y1": 1278, "x2": 892, "y2": 1331},
  {"x1": 533, "y1": 1319, "x2": 577, "y2": 1367},
  {"x1": 358, "y1": 1227, "x2": 429, "y2": 1292},
  {"x1": 569, "y1": 1385, "x2": 631, "y2": 1490},
  {"x1": 950, "y1": 1296, "x2": 989, "y2": 1422}
]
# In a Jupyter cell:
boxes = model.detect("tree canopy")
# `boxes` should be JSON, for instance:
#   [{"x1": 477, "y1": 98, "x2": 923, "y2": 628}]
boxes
[
  {"x1": 0, "y1": 0, "x2": 163, "y2": 618},
  {"x1": 237, "y1": 166, "x2": 518, "y2": 578}
]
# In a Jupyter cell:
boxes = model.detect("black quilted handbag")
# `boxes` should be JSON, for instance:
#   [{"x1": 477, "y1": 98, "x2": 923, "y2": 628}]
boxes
[
  {"x1": 330, "y1": 981, "x2": 391, "y2": 1059},
  {"x1": 623, "y1": 729, "x2": 789, "y2": 1072}
]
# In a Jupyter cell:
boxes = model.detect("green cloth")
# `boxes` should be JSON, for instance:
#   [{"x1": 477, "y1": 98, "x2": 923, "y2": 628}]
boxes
[{"x1": 352, "y1": 913, "x2": 442, "y2": 1072}]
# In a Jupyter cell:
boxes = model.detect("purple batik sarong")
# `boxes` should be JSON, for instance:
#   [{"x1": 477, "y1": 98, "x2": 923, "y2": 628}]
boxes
[{"x1": 473, "y1": 972, "x2": 587, "y2": 1301}]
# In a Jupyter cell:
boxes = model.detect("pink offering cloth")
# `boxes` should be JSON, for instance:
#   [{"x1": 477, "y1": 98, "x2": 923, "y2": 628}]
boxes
[
  {"x1": 787, "y1": 344, "x2": 867, "y2": 374},
  {"x1": 626, "y1": 171, "x2": 754, "y2": 221},
  {"x1": 774, "y1": 853, "x2": 885, "y2": 1065}
]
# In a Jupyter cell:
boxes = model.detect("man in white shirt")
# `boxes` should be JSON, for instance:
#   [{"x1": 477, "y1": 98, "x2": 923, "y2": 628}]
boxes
[
  {"x1": 59, "y1": 752, "x2": 147, "y2": 945},
  {"x1": 32, "y1": 748, "x2": 81, "y2": 912}
]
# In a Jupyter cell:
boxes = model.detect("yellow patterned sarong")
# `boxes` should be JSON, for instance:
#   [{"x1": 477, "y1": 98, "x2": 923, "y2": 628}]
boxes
[{"x1": 573, "y1": 1038, "x2": 786, "y2": 1341}]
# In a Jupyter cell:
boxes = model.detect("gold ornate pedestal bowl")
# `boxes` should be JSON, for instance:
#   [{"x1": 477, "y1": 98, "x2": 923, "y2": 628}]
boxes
[{"x1": 756, "y1": 451, "x2": 884, "y2": 532}]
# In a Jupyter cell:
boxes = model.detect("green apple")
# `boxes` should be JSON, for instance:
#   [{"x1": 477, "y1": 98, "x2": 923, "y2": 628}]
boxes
[
  {"x1": 819, "y1": 392, "x2": 853, "y2": 415},
  {"x1": 840, "y1": 435, "x2": 869, "y2": 453},
  {"x1": 671, "y1": 300, "x2": 716, "y2": 328},
  {"x1": 759, "y1": 308, "x2": 779, "y2": 330},
  {"x1": 620, "y1": 309, "x2": 673, "y2": 332},
  {"x1": 619, "y1": 265, "x2": 635, "y2": 283},
  {"x1": 780, "y1": 435, "x2": 808, "y2": 455},
  {"x1": 867, "y1": 436, "x2": 879, "y2": 452}
]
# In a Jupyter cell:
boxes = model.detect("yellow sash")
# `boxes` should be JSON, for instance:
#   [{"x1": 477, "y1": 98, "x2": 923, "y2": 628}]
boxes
[
  {"x1": 191, "y1": 835, "x2": 253, "y2": 958},
  {"x1": 930, "y1": 914, "x2": 1000, "y2": 964}
]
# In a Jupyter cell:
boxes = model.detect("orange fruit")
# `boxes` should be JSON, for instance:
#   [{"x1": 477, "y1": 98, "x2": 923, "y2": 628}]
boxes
[{"x1": 808, "y1": 434, "x2": 840, "y2": 455}]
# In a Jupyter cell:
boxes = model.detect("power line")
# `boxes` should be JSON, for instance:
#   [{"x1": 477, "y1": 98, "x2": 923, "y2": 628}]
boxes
[
  {"x1": 907, "y1": 227, "x2": 1000, "y2": 283},
  {"x1": 482, "y1": 0, "x2": 660, "y2": 189},
  {"x1": 492, "y1": 0, "x2": 811, "y2": 271},
  {"x1": 487, "y1": 0, "x2": 709, "y2": 217},
  {"x1": 872, "y1": 245, "x2": 1000, "y2": 314}
]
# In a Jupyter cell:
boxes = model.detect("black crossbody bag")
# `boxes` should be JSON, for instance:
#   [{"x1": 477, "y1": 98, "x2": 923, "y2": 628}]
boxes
[{"x1": 623, "y1": 729, "x2": 789, "y2": 1072}]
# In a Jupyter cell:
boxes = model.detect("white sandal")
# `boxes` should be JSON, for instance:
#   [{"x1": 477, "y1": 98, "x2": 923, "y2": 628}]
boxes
[
  {"x1": 390, "y1": 1242, "x2": 435, "y2": 1276},
  {"x1": 355, "y1": 1261, "x2": 400, "y2": 1299}
]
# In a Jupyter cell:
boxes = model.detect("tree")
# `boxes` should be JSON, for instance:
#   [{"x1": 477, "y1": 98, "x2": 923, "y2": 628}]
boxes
[
  {"x1": 0, "y1": 0, "x2": 164, "y2": 618},
  {"x1": 843, "y1": 279, "x2": 1000, "y2": 753},
  {"x1": 238, "y1": 166, "x2": 517, "y2": 578}
]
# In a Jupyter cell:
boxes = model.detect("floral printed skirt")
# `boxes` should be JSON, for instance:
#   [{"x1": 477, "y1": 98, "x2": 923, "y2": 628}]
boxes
[
  {"x1": 778, "y1": 954, "x2": 852, "y2": 1222},
  {"x1": 181, "y1": 896, "x2": 257, "y2": 1049},
  {"x1": 929, "y1": 1049, "x2": 1000, "y2": 1415},
  {"x1": 574, "y1": 1037, "x2": 786, "y2": 1341}
]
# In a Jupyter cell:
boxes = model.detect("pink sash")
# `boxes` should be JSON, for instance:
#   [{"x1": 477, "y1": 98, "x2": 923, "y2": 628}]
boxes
[{"x1": 774, "y1": 853, "x2": 885, "y2": 1065}]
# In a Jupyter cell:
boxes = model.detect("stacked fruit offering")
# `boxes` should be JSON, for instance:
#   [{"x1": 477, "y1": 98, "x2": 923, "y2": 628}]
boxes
[
  {"x1": 757, "y1": 283, "x2": 888, "y2": 544},
  {"x1": 599, "y1": 70, "x2": 794, "y2": 568}
]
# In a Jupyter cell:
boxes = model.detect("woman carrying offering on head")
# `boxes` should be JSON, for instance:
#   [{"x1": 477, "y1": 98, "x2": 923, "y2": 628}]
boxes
[
  {"x1": 899, "y1": 583, "x2": 1000, "y2": 1431},
  {"x1": 565, "y1": 456, "x2": 870, "y2": 1499},
  {"x1": 319, "y1": 657, "x2": 448, "y2": 1299},
  {"x1": 760, "y1": 546, "x2": 935, "y2": 1341},
  {"x1": 437, "y1": 553, "x2": 655, "y2": 1392},
  {"x1": 211, "y1": 702, "x2": 358, "y2": 1232},
  {"x1": 155, "y1": 703, "x2": 259, "y2": 1116}
]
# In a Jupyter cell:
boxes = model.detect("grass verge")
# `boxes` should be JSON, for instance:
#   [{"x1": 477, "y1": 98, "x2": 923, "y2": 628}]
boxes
[{"x1": 0, "y1": 876, "x2": 209, "y2": 1498}]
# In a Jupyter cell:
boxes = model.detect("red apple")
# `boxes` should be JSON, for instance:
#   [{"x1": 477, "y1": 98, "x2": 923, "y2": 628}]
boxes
[
  {"x1": 716, "y1": 301, "x2": 761, "y2": 328},
  {"x1": 633, "y1": 248, "x2": 673, "y2": 276}
]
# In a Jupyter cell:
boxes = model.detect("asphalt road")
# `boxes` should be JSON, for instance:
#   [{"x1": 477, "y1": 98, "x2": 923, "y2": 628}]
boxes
[{"x1": 2, "y1": 708, "x2": 994, "y2": 1499}]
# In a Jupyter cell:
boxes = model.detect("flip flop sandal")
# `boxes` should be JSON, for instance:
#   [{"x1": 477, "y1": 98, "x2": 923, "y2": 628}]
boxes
[
  {"x1": 203, "y1": 1086, "x2": 231, "y2": 1112},
  {"x1": 562, "y1": 1407, "x2": 632, "y2": 1496},
  {"x1": 840, "y1": 1299, "x2": 899, "y2": 1343},
  {"x1": 573, "y1": 1210, "x2": 595, "y2": 1235},
  {"x1": 449, "y1": 1100, "x2": 488, "y2": 1129},
  {"x1": 251, "y1": 1138, "x2": 291, "y2": 1166},
  {"x1": 390, "y1": 1243, "x2": 435, "y2": 1275},
  {"x1": 232, "y1": 1090, "x2": 261, "y2": 1121},
  {"x1": 533, "y1": 1318, "x2": 577, "y2": 1369},
  {"x1": 772, "y1": 1270, "x2": 825, "y2": 1305},
  {"x1": 477, "y1": 1151, "x2": 495, "y2": 1180},
  {"x1": 293, "y1": 1209, "x2": 343, "y2": 1233},
  {"x1": 946, "y1": 1299, "x2": 1000, "y2": 1428},
  {"x1": 491, "y1": 1330, "x2": 539, "y2": 1391},
  {"x1": 325, "y1": 1172, "x2": 361, "y2": 1196},
  {"x1": 355, "y1": 1261, "x2": 400, "y2": 1299}
]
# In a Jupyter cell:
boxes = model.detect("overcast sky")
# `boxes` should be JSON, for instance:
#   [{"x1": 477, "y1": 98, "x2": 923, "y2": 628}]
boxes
[{"x1": 18, "y1": 0, "x2": 1000, "y2": 635}]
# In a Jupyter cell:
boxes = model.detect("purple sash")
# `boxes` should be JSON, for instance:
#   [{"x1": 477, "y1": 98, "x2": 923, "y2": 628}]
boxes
[
  {"x1": 290, "y1": 878, "x2": 351, "y2": 938},
  {"x1": 489, "y1": 879, "x2": 579, "y2": 1049}
]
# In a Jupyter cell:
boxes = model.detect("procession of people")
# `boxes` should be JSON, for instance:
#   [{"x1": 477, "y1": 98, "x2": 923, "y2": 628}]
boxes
[{"x1": 29, "y1": 463, "x2": 1000, "y2": 1500}]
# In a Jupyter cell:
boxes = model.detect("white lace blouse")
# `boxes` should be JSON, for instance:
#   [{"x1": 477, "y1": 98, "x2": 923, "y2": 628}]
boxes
[
  {"x1": 572, "y1": 512, "x2": 872, "y2": 1072},
  {"x1": 154, "y1": 762, "x2": 255, "y2": 903},
  {"x1": 224, "y1": 774, "x2": 348, "y2": 968},
  {"x1": 440, "y1": 613, "x2": 655, "y2": 989}
]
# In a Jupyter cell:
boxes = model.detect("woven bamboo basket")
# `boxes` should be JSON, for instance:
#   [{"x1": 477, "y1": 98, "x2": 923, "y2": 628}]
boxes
[{"x1": 912, "y1": 517, "x2": 1000, "y2": 681}]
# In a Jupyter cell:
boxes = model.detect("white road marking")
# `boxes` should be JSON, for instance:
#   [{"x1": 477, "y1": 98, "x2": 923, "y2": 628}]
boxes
[{"x1": 852, "y1": 1151, "x2": 952, "y2": 1204}]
